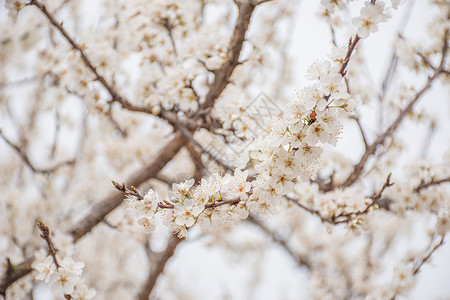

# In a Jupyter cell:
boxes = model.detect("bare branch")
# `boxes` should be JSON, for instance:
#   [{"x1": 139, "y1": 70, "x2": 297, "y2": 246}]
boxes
[
  {"x1": 351, "y1": 116, "x2": 369, "y2": 150},
  {"x1": 0, "y1": 133, "x2": 188, "y2": 295},
  {"x1": 0, "y1": 259, "x2": 33, "y2": 297},
  {"x1": 199, "y1": 0, "x2": 265, "y2": 111},
  {"x1": 185, "y1": 143, "x2": 206, "y2": 182},
  {"x1": 414, "y1": 176, "x2": 450, "y2": 194},
  {"x1": 338, "y1": 35, "x2": 361, "y2": 77},
  {"x1": 0, "y1": 76, "x2": 39, "y2": 89},
  {"x1": 138, "y1": 235, "x2": 184, "y2": 300},
  {"x1": 70, "y1": 132, "x2": 187, "y2": 242},
  {"x1": 36, "y1": 221, "x2": 73, "y2": 299},
  {"x1": 37, "y1": 220, "x2": 60, "y2": 269},
  {"x1": 413, "y1": 236, "x2": 445, "y2": 275},
  {"x1": 107, "y1": 105, "x2": 127, "y2": 137}
]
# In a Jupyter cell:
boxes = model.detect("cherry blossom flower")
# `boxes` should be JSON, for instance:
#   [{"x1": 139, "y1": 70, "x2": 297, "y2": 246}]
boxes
[
  {"x1": 34, "y1": 256, "x2": 56, "y2": 282},
  {"x1": 352, "y1": 1, "x2": 390, "y2": 39}
]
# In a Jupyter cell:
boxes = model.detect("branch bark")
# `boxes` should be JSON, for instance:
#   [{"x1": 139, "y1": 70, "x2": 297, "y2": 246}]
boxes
[
  {"x1": 70, "y1": 132, "x2": 187, "y2": 242},
  {"x1": 137, "y1": 236, "x2": 184, "y2": 300},
  {"x1": 199, "y1": 0, "x2": 265, "y2": 111}
]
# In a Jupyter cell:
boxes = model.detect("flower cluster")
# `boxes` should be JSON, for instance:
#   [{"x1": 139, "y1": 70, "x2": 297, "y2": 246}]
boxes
[
  {"x1": 126, "y1": 170, "x2": 256, "y2": 237},
  {"x1": 352, "y1": 1, "x2": 390, "y2": 39},
  {"x1": 33, "y1": 255, "x2": 96, "y2": 299}
]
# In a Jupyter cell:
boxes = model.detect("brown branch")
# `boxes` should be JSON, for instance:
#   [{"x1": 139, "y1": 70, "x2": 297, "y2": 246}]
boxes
[
  {"x1": 414, "y1": 176, "x2": 450, "y2": 194},
  {"x1": 351, "y1": 116, "x2": 369, "y2": 150},
  {"x1": 28, "y1": 1, "x2": 126, "y2": 105},
  {"x1": 138, "y1": 235, "x2": 184, "y2": 300},
  {"x1": 413, "y1": 236, "x2": 445, "y2": 275},
  {"x1": 70, "y1": 131, "x2": 187, "y2": 242},
  {"x1": 0, "y1": 76, "x2": 39, "y2": 89},
  {"x1": 160, "y1": 17, "x2": 177, "y2": 56},
  {"x1": 199, "y1": 0, "x2": 270, "y2": 111},
  {"x1": 36, "y1": 221, "x2": 60, "y2": 269},
  {"x1": 113, "y1": 181, "x2": 241, "y2": 210},
  {"x1": 330, "y1": 173, "x2": 393, "y2": 223},
  {"x1": 0, "y1": 259, "x2": 33, "y2": 297},
  {"x1": 107, "y1": 105, "x2": 127, "y2": 137},
  {"x1": 185, "y1": 143, "x2": 206, "y2": 181},
  {"x1": 0, "y1": 133, "x2": 187, "y2": 295},
  {"x1": 37, "y1": 221, "x2": 74, "y2": 300},
  {"x1": 338, "y1": 35, "x2": 361, "y2": 77}
]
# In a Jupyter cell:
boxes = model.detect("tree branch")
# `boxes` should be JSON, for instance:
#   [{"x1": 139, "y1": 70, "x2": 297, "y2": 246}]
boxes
[
  {"x1": 70, "y1": 132, "x2": 187, "y2": 242},
  {"x1": 351, "y1": 116, "x2": 369, "y2": 150},
  {"x1": 414, "y1": 176, "x2": 450, "y2": 194},
  {"x1": 0, "y1": 259, "x2": 33, "y2": 297},
  {"x1": 413, "y1": 236, "x2": 445, "y2": 275},
  {"x1": 199, "y1": 0, "x2": 267, "y2": 111},
  {"x1": 137, "y1": 235, "x2": 184, "y2": 300}
]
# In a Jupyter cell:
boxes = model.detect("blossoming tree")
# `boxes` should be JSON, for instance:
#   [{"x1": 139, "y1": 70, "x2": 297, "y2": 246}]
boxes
[{"x1": 1, "y1": 0, "x2": 449, "y2": 299}]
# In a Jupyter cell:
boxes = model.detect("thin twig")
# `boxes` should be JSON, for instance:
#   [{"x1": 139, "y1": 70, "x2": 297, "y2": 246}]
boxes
[
  {"x1": 413, "y1": 236, "x2": 445, "y2": 275},
  {"x1": 414, "y1": 176, "x2": 450, "y2": 194},
  {"x1": 0, "y1": 259, "x2": 33, "y2": 297},
  {"x1": 113, "y1": 181, "x2": 241, "y2": 210},
  {"x1": 36, "y1": 220, "x2": 60, "y2": 269},
  {"x1": 0, "y1": 76, "x2": 39, "y2": 89},
  {"x1": 36, "y1": 221, "x2": 73, "y2": 299},
  {"x1": 351, "y1": 116, "x2": 369, "y2": 150}
]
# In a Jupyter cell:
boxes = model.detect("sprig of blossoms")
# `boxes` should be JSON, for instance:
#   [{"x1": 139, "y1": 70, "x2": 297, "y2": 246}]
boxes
[
  {"x1": 33, "y1": 255, "x2": 95, "y2": 299},
  {"x1": 123, "y1": 170, "x2": 253, "y2": 237},
  {"x1": 33, "y1": 221, "x2": 95, "y2": 299}
]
